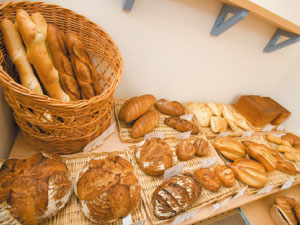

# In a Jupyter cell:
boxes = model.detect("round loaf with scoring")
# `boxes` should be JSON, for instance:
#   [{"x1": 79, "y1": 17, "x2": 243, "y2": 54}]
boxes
[
  {"x1": 0, "y1": 153, "x2": 72, "y2": 225},
  {"x1": 74, "y1": 156, "x2": 141, "y2": 223},
  {"x1": 151, "y1": 173, "x2": 201, "y2": 219}
]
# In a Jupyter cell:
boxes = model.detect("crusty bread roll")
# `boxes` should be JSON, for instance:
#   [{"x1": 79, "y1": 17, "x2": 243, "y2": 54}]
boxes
[
  {"x1": 265, "y1": 134, "x2": 291, "y2": 146},
  {"x1": 119, "y1": 94, "x2": 156, "y2": 123},
  {"x1": 230, "y1": 158, "x2": 267, "y2": 188},
  {"x1": 135, "y1": 138, "x2": 174, "y2": 176},
  {"x1": 47, "y1": 24, "x2": 81, "y2": 100},
  {"x1": 210, "y1": 116, "x2": 228, "y2": 133},
  {"x1": 284, "y1": 152, "x2": 300, "y2": 162},
  {"x1": 155, "y1": 99, "x2": 185, "y2": 116},
  {"x1": 276, "y1": 160, "x2": 298, "y2": 175},
  {"x1": 176, "y1": 140, "x2": 195, "y2": 161},
  {"x1": 242, "y1": 141, "x2": 276, "y2": 172},
  {"x1": 282, "y1": 133, "x2": 300, "y2": 146},
  {"x1": 75, "y1": 156, "x2": 141, "y2": 223},
  {"x1": 214, "y1": 165, "x2": 235, "y2": 187},
  {"x1": 194, "y1": 168, "x2": 221, "y2": 191},
  {"x1": 194, "y1": 138, "x2": 209, "y2": 157},
  {"x1": 130, "y1": 110, "x2": 159, "y2": 138},
  {"x1": 0, "y1": 153, "x2": 72, "y2": 225},
  {"x1": 213, "y1": 137, "x2": 246, "y2": 161},
  {"x1": 276, "y1": 145, "x2": 298, "y2": 153},
  {"x1": 16, "y1": 9, "x2": 69, "y2": 101},
  {"x1": 164, "y1": 116, "x2": 199, "y2": 134},
  {"x1": 151, "y1": 173, "x2": 201, "y2": 219},
  {"x1": 65, "y1": 32, "x2": 102, "y2": 99},
  {"x1": 0, "y1": 18, "x2": 43, "y2": 94}
]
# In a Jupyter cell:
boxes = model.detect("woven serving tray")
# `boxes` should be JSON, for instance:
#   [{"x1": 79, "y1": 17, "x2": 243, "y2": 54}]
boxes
[
  {"x1": 210, "y1": 135, "x2": 300, "y2": 194},
  {"x1": 114, "y1": 99, "x2": 203, "y2": 143},
  {"x1": 129, "y1": 137, "x2": 242, "y2": 224}
]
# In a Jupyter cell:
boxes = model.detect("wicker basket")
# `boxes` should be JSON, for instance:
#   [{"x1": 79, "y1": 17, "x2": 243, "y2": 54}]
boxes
[{"x1": 0, "y1": 1, "x2": 123, "y2": 154}]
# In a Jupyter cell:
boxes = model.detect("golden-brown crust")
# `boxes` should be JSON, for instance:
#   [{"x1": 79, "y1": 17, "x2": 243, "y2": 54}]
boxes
[
  {"x1": 282, "y1": 133, "x2": 300, "y2": 146},
  {"x1": 194, "y1": 139, "x2": 210, "y2": 157},
  {"x1": 210, "y1": 116, "x2": 228, "y2": 133},
  {"x1": 274, "y1": 196, "x2": 298, "y2": 225},
  {"x1": 265, "y1": 134, "x2": 291, "y2": 146},
  {"x1": 76, "y1": 156, "x2": 141, "y2": 223},
  {"x1": 135, "y1": 138, "x2": 173, "y2": 176},
  {"x1": 214, "y1": 165, "x2": 235, "y2": 187},
  {"x1": 176, "y1": 140, "x2": 195, "y2": 161},
  {"x1": 155, "y1": 99, "x2": 185, "y2": 116},
  {"x1": 194, "y1": 168, "x2": 221, "y2": 191},
  {"x1": 130, "y1": 110, "x2": 159, "y2": 138},
  {"x1": 0, "y1": 153, "x2": 71, "y2": 225},
  {"x1": 213, "y1": 137, "x2": 246, "y2": 161},
  {"x1": 164, "y1": 117, "x2": 199, "y2": 134},
  {"x1": 276, "y1": 160, "x2": 298, "y2": 175}
]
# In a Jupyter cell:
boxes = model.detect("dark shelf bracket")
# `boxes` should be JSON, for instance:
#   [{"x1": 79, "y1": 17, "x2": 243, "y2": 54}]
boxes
[
  {"x1": 211, "y1": 4, "x2": 249, "y2": 36},
  {"x1": 122, "y1": 0, "x2": 135, "y2": 11},
  {"x1": 263, "y1": 29, "x2": 300, "y2": 53}
]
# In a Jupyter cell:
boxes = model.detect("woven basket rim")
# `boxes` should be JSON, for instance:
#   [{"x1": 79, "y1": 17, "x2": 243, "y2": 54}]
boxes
[{"x1": 0, "y1": 0, "x2": 123, "y2": 107}]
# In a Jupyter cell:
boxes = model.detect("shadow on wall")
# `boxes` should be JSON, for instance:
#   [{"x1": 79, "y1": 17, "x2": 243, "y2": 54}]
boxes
[{"x1": 0, "y1": 85, "x2": 17, "y2": 159}]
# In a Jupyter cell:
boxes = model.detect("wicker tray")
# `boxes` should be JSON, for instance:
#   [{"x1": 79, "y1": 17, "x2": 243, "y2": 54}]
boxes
[
  {"x1": 129, "y1": 137, "x2": 242, "y2": 224},
  {"x1": 210, "y1": 135, "x2": 300, "y2": 194},
  {"x1": 114, "y1": 99, "x2": 203, "y2": 143},
  {"x1": 0, "y1": 1, "x2": 123, "y2": 154}
]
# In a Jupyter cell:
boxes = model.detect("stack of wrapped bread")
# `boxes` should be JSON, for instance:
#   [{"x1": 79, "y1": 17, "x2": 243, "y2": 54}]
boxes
[{"x1": 0, "y1": 9, "x2": 101, "y2": 101}]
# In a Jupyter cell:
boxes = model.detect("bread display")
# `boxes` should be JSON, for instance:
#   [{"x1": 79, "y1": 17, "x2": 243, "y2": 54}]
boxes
[
  {"x1": 194, "y1": 138, "x2": 209, "y2": 157},
  {"x1": 265, "y1": 134, "x2": 291, "y2": 146},
  {"x1": 155, "y1": 99, "x2": 185, "y2": 116},
  {"x1": 164, "y1": 116, "x2": 199, "y2": 134},
  {"x1": 16, "y1": 9, "x2": 70, "y2": 101},
  {"x1": 213, "y1": 137, "x2": 247, "y2": 161},
  {"x1": 75, "y1": 156, "x2": 141, "y2": 223},
  {"x1": 230, "y1": 158, "x2": 268, "y2": 188},
  {"x1": 130, "y1": 110, "x2": 159, "y2": 138},
  {"x1": 151, "y1": 173, "x2": 201, "y2": 219},
  {"x1": 119, "y1": 94, "x2": 156, "y2": 123},
  {"x1": 47, "y1": 24, "x2": 81, "y2": 101},
  {"x1": 0, "y1": 153, "x2": 72, "y2": 225},
  {"x1": 210, "y1": 116, "x2": 228, "y2": 133},
  {"x1": 65, "y1": 32, "x2": 101, "y2": 99},
  {"x1": 207, "y1": 102, "x2": 223, "y2": 117},
  {"x1": 242, "y1": 141, "x2": 276, "y2": 172},
  {"x1": 194, "y1": 168, "x2": 221, "y2": 191},
  {"x1": 273, "y1": 196, "x2": 300, "y2": 225},
  {"x1": 176, "y1": 140, "x2": 195, "y2": 161},
  {"x1": 135, "y1": 138, "x2": 174, "y2": 176},
  {"x1": 282, "y1": 133, "x2": 300, "y2": 146},
  {"x1": 214, "y1": 165, "x2": 235, "y2": 187},
  {"x1": 0, "y1": 18, "x2": 43, "y2": 94}
]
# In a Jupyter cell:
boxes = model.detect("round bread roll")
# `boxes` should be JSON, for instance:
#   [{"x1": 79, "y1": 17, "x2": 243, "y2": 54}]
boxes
[
  {"x1": 75, "y1": 156, "x2": 141, "y2": 223},
  {"x1": 0, "y1": 153, "x2": 72, "y2": 225},
  {"x1": 214, "y1": 165, "x2": 235, "y2": 187},
  {"x1": 194, "y1": 138, "x2": 210, "y2": 157},
  {"x1": 194, "y1": 168, "x2": 221, "y2": 191},
  {"x1": 176, "y1": 140, "x2": 195, "y2": 161},
  {"x1": 135, "y1": 138, "x2": 175, "y2": 176}
]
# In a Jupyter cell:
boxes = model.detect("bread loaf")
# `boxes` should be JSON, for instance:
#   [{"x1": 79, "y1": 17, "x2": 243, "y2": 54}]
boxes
[
  {"x1": 135, "y1": 138, "x2": 174, "y2": 176},
  {"x1": 276, "y1": 160, "x2": 298, "y2": 175},
  {"x1": 194, "y1": 138, "x2": 209, "y2": 157},
  {"x1": 47, "y1": 24, "x2": 81, "y2": 100},
  {"x1": 194, "y1": 168, "x2": 221, "y2": 191},
  {"x1": 282, "y1": 133, "x2": 300, "y2": 146},
  {"x1": 130, "y1": 110, "x2": 159, "y2": 138},
  {"x1": 0, "y1": 19, "x2": 43, "y2": 94},
  {"x1": 284, "y1": 152, "x2": 300, "y2": 162},
  {"x1": 0, "y1": 153, "x2": 72, "y2": 225},
  {"x1": 65, "y1": 32, "x2": 102, "y2": 99},
  {"x1": 263, "y1": 97, "x2": 291, "y2": 125},
  {"x1": 274, "y1": 196, "x2": 298, "y2": 225},
  {"x1": 16, "y1": 9, "x2": 70, "y2": 101},
  {"x1": 192, "y1": 106, "x2": 212, "y2": 127},
  {"x1": 214, "y1": 165, "x2": 235, "y2": 187},
  {"x1": 210, "y1": 116, "x2": 228, "y2": 133},
  {"x1": 176, "y1": 140, "x2": 195, "y2": 161},
  {"x1": 213, "y1": 137, "x2": 246, "y2": 161},
  {"x1": 276, "y1": 145, "x2": 298, "y2": 153},
  {"x1": 242, "y1": 141, "x2": 276, "y2": 172},
  {"x1": 222, "y1": 105, "x2": 238, "y2": 131},
  {"x1": 155, "y1": 99, "x2": 185, "y2": 116},
  {"x1": 164, "y1": 117, "x2": 199, "y2": 134},
  {"x1": 207, "y1": 102, "x2": 223, "y2": 116},
  {"x1": 119, "y1": 94, "x2": 156, "y2": 123},
  {"x1": 230, "y1": 158, "x2": 267, "y2": 188},
  {"x1": 265, "y1": 134, "x2": 291, "y2": 146},
  {"x1": 151, "y1": 173, "x2": 201, "y2": 219},
  {"x1": 75, "y1": 156, "x2": 141, "y2": 223}
]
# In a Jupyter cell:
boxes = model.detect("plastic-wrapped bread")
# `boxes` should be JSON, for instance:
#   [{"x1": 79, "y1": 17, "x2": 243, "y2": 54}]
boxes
[
  {"x1": 16, "y1": 9, "x2": 69, "y2": 101},
  {"x1": 130, "y1": 110, "x2": 159, "y2": 138},
  {"x1": 0, "y1": 18, "x2": 43, "y2": 94},
  {"x1": 74, "y1": 156, "x2": 141, "y2": 223},
  {"x1": 0, "y1": 153, "x2": 72, "y2": 225}
]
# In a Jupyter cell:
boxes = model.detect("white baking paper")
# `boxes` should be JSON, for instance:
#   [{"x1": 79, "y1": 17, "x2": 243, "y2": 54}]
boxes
[
  {"x1": 201, "y1": 157, "x2": 217, "y2": 168},
  {"x1": 180, "y1": 114, "x2": 193, "y2": 121},
  {"x1": 233, "y1": 186, "x2": 248, "y2": 200},
  {"x1": 281, "y1": 177, "x2": 294, "y2": 190},
  {"x1": 163, "y1": 163, "x2": 184, "y2": 180},
  {"x1": 172, "y1": 209, "x2": 198, "y2": 225},
  {"x1": 256, "y1": 185, "x2": 274, "y2": 194},
  {"x1": 242, "y1": 130, "x2": 254, "y2": 138},
  {"x1": 216, "y1": 132, "x2": 230, "y2": 139},
  {"x1": 273, "y1": 133, "x2": 286, "y2": 138},
  {"x1": 122, "y1": 214, "x2": 132, "y2": 225},
  {"x1": 263, "y1": 124, "x2": 275, "y2": 132},
  {"x1": 276, "y1": 124, "x2": 286, "y2": 131},
  {"x1": 176, "y1": 131, "x2": 191, "y2": 139},
  {"x1": 145, "y1": 132, "x2": 164, "y2": 140}
]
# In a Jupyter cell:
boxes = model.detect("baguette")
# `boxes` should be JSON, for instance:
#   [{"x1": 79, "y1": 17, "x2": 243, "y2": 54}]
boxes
[
  {"x1": 47, "y1": 24, "x2": 81, "y2": 100},
  {"x1": 130, "y1": 110, "x2": 159, "y2": 138},
  {"x1": 119, "y1": 94, "x2": 156, "y2": 123},
  {"x1": 16, "y1": 9, "x2": 69, "y2": 101},
  {"x1": 213, "y1": 137, "x2": 246, "y2": 161},
  {"x1": 65, "y1": 32, "x2": 102, "y2": 99},
  {"x1": 0, "y1": 19, "x2": 43, "y2": 94},
  {"x1": 155, "y1": 99, "x2": 185, "y2": 116}
]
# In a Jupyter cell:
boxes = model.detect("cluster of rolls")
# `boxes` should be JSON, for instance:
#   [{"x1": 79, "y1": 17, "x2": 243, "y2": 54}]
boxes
[
  {"x1": 213, "y1": 137, "x2": 299, "y2": 188},
  {"x1": 0, "y1": 153, "x2": 141, "y2": 225},
  {"x1": 0, "y1": 9, "x2": 101, "y2": 102},
  {"x1": 118, "y1": 94, "x2": 199, "y2": 138},
  {"x1": 176, "y1": 138, "x2": 210, "y2": 161}
]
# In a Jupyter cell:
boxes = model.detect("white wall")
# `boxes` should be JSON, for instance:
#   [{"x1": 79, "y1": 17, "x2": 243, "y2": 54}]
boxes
[{"x1": 1, "y1": 0, "x2": 300, "y2": 157}]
